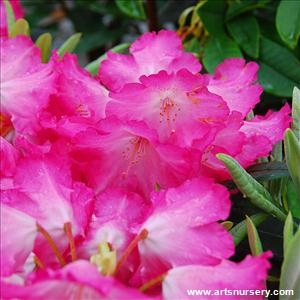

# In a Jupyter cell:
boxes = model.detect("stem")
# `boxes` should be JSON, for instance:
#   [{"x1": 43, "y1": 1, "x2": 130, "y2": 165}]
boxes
[
  {"x1": 114, "y1": 229, "x2": 148, "y2": 275},
  {"x1": 37, "y1": 223, "x2": 66, "y2": 267},
  {"x1": 64, "y1": 222, "x2": 77, "y2": 261},
  {"x1": 34, "y1": 255, "x2": 45, "y2": 269},
  {"x1": 139, "y1": 273, "x2": 166, "y2": 292},
  {"x1": 146, "y1": 0, "x2": 159, "y2": 32}
]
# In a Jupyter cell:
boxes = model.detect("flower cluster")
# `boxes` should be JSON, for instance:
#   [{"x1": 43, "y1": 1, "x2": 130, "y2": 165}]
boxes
[{"x1": 0, "y1": 6, "x2": 291, "y2": 299}]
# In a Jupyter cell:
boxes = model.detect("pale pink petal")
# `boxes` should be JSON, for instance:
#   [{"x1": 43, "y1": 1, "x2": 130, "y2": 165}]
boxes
[
  {"x1": 0, "y1": 203, "x2": 37, "y2": 276},
  {"x1": 0, "y1": 36, "x2": 55, "y2": 134},
  {"x1": 137, "y1": 178, "x2": 234, "y2": 281},
  {"x1": 163, "y1": 252, "x2": 272, "y2": 300},
  {"x1": 206, "y1": 58, "x2": 263, "y2": 117}
]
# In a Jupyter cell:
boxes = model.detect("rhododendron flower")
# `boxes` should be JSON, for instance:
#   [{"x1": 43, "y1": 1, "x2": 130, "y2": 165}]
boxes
[
  {"x1": 163, "y1": 252, "x2": 272, "y2": 300},
  {"x1": 134, "y1": 178, "x2": 234, "y2": 282},
  {"x1": 71, "y1": 117, "x2": 194, "y2": 196},
  {"x1": 0, "y1": 36, "x2": 55, "y2": 135},
  {"x1": 99, "y1": 30, "x2": 201, "y2": 91},
  {"x1": 107, "y1": 70, "x2": 229, "y2": 148},
  {"x1": 0, "y1": 0, "x2": 24, "y2": 37}
]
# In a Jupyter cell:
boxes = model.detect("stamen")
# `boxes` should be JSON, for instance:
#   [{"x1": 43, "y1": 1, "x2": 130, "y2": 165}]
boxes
[
  {"x1": 33, "y1": 254, "x2": 45, "y2": 269},
  {"x1": 114, "y1": 228, "x2": 148, "y2": 275},
  {"x1": 159, "y1": 97, "x2": 180, "y2": 132},
  {"x1": 37, "y1": 223, "x2": 66, "y2": 267},
  {"x1": 64, "y1": 222, "x2": 77, "y2": 262},
  {"x1": 139, "y1": 273, "x2": 167, "y2": 292}
]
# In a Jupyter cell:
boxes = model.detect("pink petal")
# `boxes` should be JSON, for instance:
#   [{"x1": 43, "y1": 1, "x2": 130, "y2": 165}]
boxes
[
  {"x1": 0, "y1": 36, "x2": 55, "y2": 134},
  {"x1": 206, "y1": 58, "x2": 263, "y2": 117},
  {"x1": 163, "y1": 252, "x2": 272, "y2": 300},
  {"x1": 0, "y1": 203, "x2": 37, "y2": 276},
  {"x1": 241, "y1": 103, "x2": 292, "y2": 144}
]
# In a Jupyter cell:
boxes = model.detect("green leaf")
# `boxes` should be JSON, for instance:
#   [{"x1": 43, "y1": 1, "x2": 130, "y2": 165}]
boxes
[
  {"x1": 276, "y1": 0, "x2": 300, "y2": 49},
  {"x1": 280, "y1": 227, "x2": 300, "y2": 300},
  {"x1": 9, "y1": 18, "x2": 30, "y2": 38},
  {"x1": 226, "y1": 0, "x2": 271, "y2": 20},
  {"x1": 57, "y1": 33, "x2": 82, "y2": 58},
  {"x1": 258, "y1": 38, "x2": 300, "y2": 97},
  {"x1": 284, "y1": 180, "x2": 300, "y2": 219},
  {"x1": 115, "y1": 0, "x2": 146, "y2": 20},
  {"x1": 85, "y1": 43, "x2": 130, "y2": 76},
  {"x1": 246, "y1": 215, "x2": 263, "y2": 256},
  {"x1": 217, "y1": 153, "x2": 287, "y2": 221},
  {"x1": 3, "y1": 0, "x2": 15, "y2": 34},
  {"x1": 35, "y1": 33, "x2": 52, "y2": 63},
  {"x1": 283, "y1": 212, "x2": 294, "y2": 255},
  {"x1": 230, "y1": 213, "x2": 267, "y2": 246},
  {"x1": 203, "y1": 36, "x2": 243, "y2": 73},
  {"x1": 292, "y1": 87, "x2": 300, "y2": 140},
  {"x1": 222, "y1": 221, "x2": 234, "y2": 231},
  {"x1": 227, "y1": 14, "x2": 260, "y2": 58},
  {"x1": 197, "y1": 0, "x2": 226, "y2": 36},
  {"x1": 284, "y1": 129, "x2": 300, "y2": 194}
]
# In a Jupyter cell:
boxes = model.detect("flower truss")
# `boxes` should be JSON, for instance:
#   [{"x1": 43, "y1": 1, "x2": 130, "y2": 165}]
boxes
[{"x1": 0, "y1": 3, "x2": 291, "y2": 299}]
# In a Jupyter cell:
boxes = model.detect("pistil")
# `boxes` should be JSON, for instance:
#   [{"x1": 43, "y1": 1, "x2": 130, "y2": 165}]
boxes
[{"x1": 139, "y1": 273, "x2": 167, "y2": 292}]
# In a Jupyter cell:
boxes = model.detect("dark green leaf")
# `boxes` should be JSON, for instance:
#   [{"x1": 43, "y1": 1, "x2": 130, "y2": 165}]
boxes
[
  {"x1": 203, "y1": 36, "x2": 243, "y2": 73},
  {"x1": 258, "y1": 38, "x2": 300, "y2": 97},
  {"x1": 115, "y1": 0, "x2": 146, "y2": 20},
  {"x1": 226, "y1": 0, "x2": 271, "y2": 20},
  {"x1": 230, "y1": 213, "x2": 268, "y2": 246},
  {"x1": 276, "y1": 0, "x2": 300, "y2": 49},
  {"x1": 227, "y1": 14, "x2": 260, "y2": 58},
  {"x1": 197, "y1": 0, "x2": 226, "y2": 37},
  {"x1": 284, "y1": 180, "x2": 300, "y2": 219}
]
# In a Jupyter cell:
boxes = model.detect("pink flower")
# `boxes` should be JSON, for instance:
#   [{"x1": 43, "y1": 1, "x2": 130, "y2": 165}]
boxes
[
  {"x1": 107, "y1": 70, "x2": 229, "y2": 148},
  {"x1": 0, "y1": 0, "x2": 24, "y2": 37},
  {"x1": 0, "y1": 203, "x2": 37, "y2": 276},
  {"x1": 1, "y1": 144, "x2": 94, "y2": 267},
  {"x1": 1, "y1": 260, "x2": 153, "y2": 300},
  {"x1": 71, "y1": 117, "x2": 194, "y2": 197},
  {"x1": 99, "y1": 30, "x2": 201, "y2": 91},
  {"x1": 163, "y1": 252, "x2": 272, "y2": 300},
  {"x1": 205, "y1": 58, "x2": 263, "y2": 118},
  {"x1": 134, "y1": 178, "x2": 234, "y2": 282},
  {"x1": 0, "y1": 36, "x2": 55, "y2": 135}
]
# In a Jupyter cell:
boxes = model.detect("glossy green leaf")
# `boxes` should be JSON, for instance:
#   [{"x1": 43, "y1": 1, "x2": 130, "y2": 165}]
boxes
[
  {"x1": 258, "y1": 38, "x2": 300, "y2": 97},
  {"x1": 283, "y1": 212, "x2": 294, "y2": 255},
  {"x1": 217, "y1": 153, "x2": 287, "y2": 221},
  {"x1": 292, "y1": 87, "x2": 300, "y2": 140},
  {"x1": 248, "y1": 162, "x2": 289, "y2": 181},
  {"x1": 57, "y1": 33, "x2": 82, "y2": 58},
  {"x1": 3, "y1": 0, "x2": 15, "y2": 34},
  {"x1": 197, "y1": 0, "x2": 226, "y2": 36},
  {"x1": 246, "y1": 215, "x2": 263, "y2": 256},
  {"x1": 203, "y1": 36, "x2": 243, "y2": 73},
  {"x1": 285, "y1": 180, "x2": 300, "y2": 220},
  {"x1": 280, "y1": 227, "x2": 300, "y2": 300},
  {"x1": 35, "y1": 33, "x2": 52, "y2": 63},
  {"x1": 226, "y1": 0, "x2": 271, "y2": 20},
  {"x1": 284, "y1": 129, "x2": 300, "y2": 194},
  {"x1": 115, "y1": 0, "x2": 145, "y2": 20},
  {"x1": 230, "y1": 213, "x2": 267, "y2": 246},
  {"x1": 85, "y1": 43, "x2": 130, "y2": 76},
  {"x1": 276, "y1": 0, "x2": 300, "y2": 49},
  {"x1": 227, "y1": 14, "x2": 260, "y2": 58},
  {"x1": 10, "y1": 19, "x2": 30, "y2": 38}
]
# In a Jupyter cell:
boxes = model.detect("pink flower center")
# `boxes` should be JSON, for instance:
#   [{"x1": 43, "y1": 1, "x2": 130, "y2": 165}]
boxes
[{"x1": 159, "y1": 97, "x2": 181, "y2": 132}]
